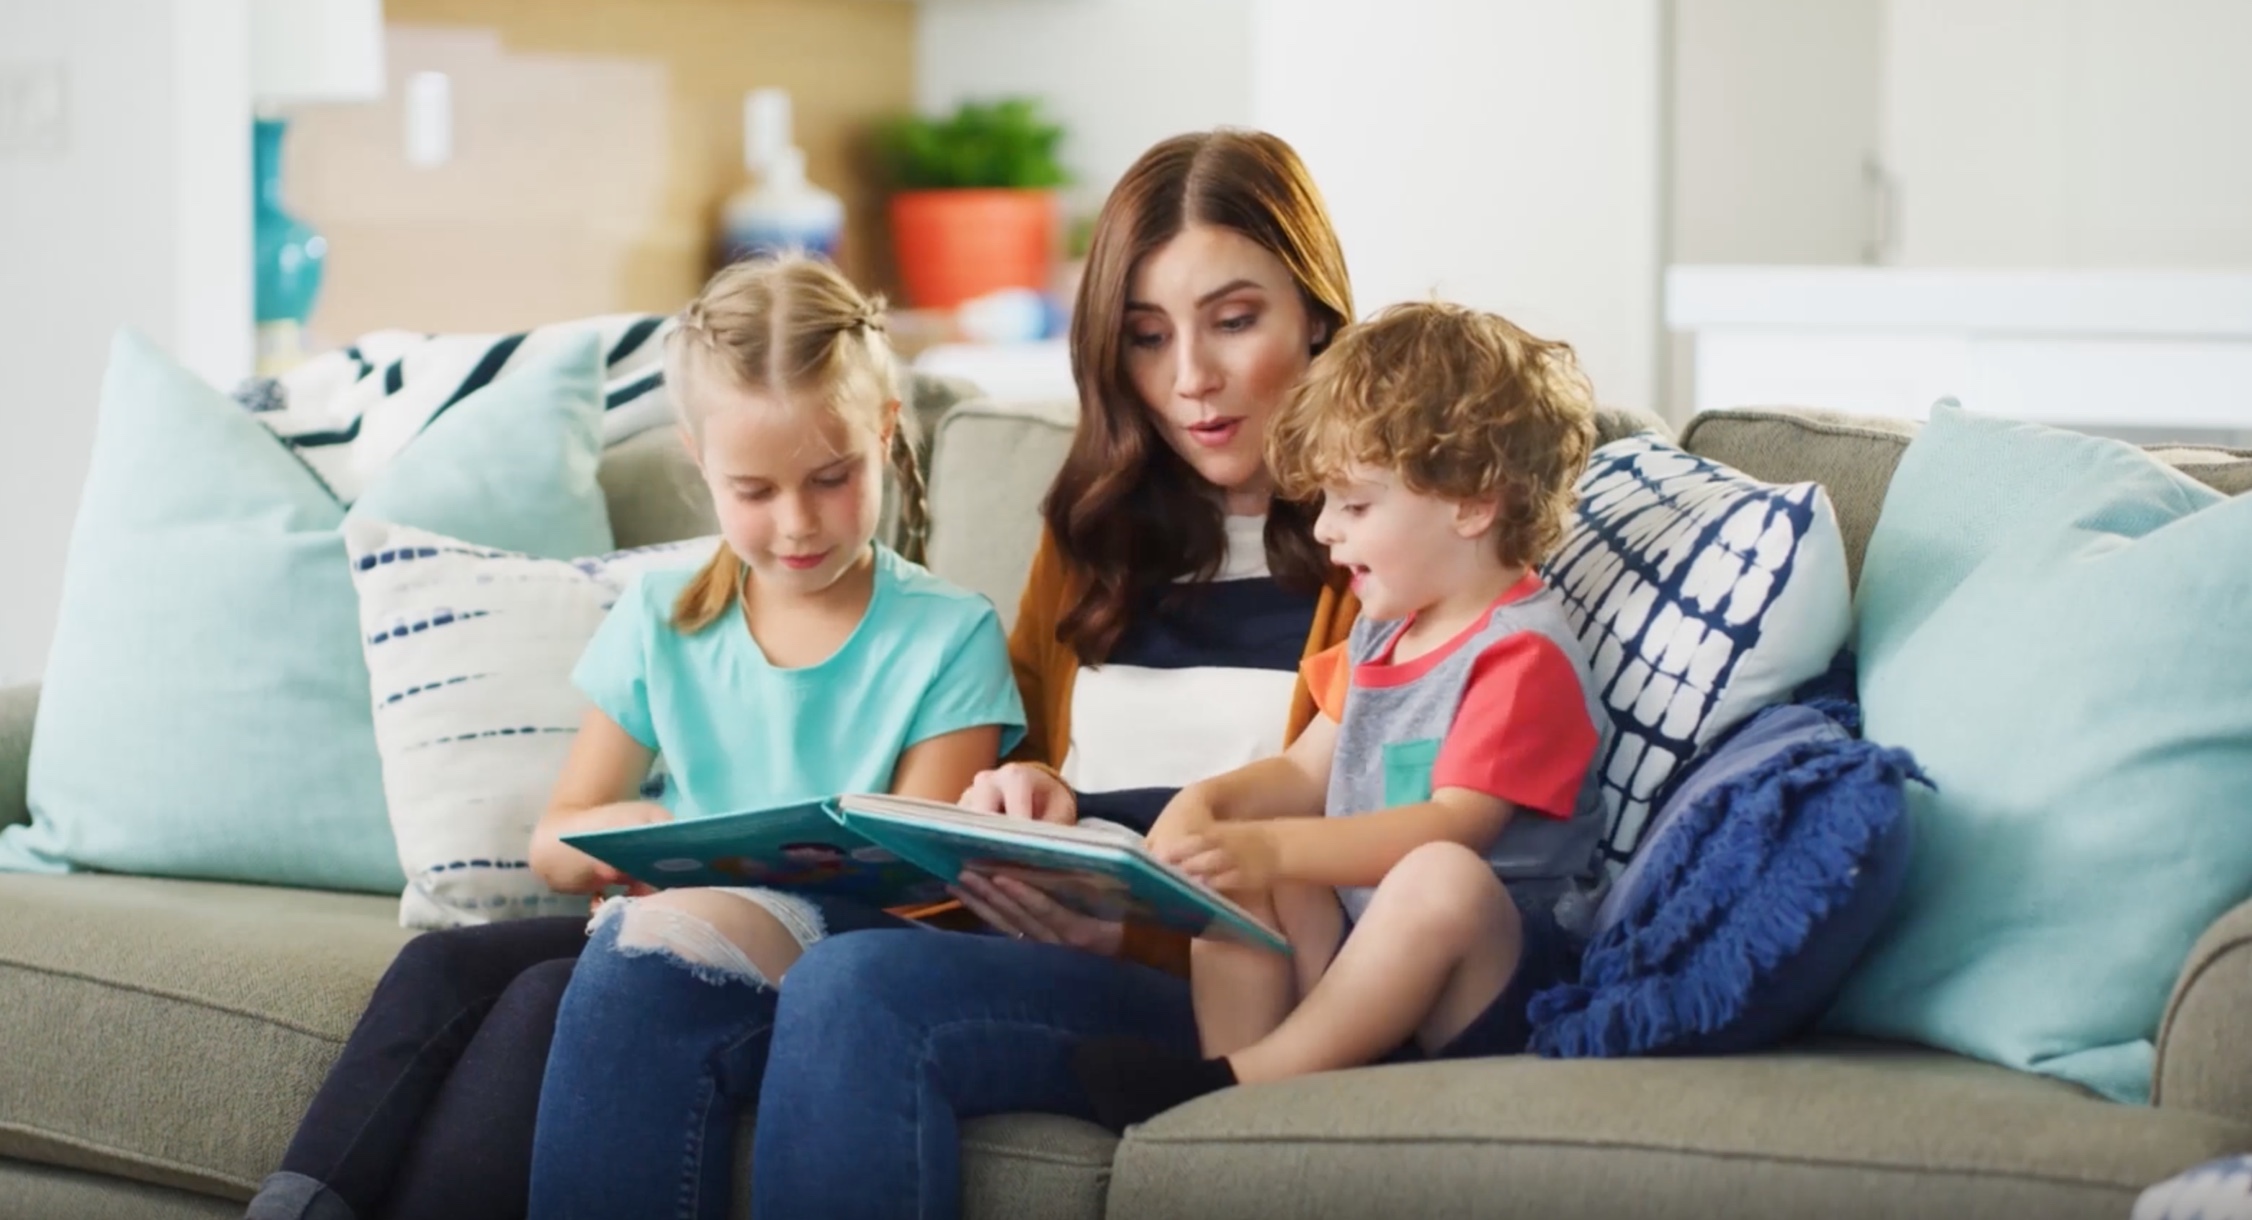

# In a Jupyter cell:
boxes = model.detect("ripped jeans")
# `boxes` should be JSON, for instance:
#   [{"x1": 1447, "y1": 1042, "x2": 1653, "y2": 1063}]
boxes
[{"x1": 525, "y1": 888, "x2": 912, "y2": 1220}]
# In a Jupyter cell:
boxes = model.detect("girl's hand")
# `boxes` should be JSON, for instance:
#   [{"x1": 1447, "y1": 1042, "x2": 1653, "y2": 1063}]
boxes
[
  {"x1": 532, "y1": 801, "x2": 672, "y2": 894},
  {"x1": 1156, "y1": 823, "x2": 1279, "y2": 894},
  {"x1": 949, "y1": 871, "x2": 1126, "y2": 956},
  {"x1": 958, "y1": 763, "x2": 1078, "y2": 825}
]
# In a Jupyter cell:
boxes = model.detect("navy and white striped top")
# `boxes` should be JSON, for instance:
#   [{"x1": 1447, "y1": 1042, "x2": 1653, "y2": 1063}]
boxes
[{"x1": 1063, "y1": 515, "x2": 1318, "y2": 826}]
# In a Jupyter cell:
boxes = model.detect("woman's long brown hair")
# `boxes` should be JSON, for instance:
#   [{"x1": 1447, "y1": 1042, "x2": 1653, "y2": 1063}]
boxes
[{"x1": 1048, "y1": 129, "x2": 1354, "y2": 664}]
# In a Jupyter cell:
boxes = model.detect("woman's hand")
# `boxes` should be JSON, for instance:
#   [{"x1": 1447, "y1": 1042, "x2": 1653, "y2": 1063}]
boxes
[
  {"x1": 948, "y1": 871, "x2": 1126, "y2": 956},
  {"x1": 1154, "y1": 822, "x2": 1279, "y2": 894},
  {"x1": 530, "y1": 801, "x2": 672, "y2": 894},
  {"x1": 953, "y1": 764, "x2": 1125, "y2": 951},
  {"x1": 957, "y1": 762, "x2": 1078, "y2": 824}
]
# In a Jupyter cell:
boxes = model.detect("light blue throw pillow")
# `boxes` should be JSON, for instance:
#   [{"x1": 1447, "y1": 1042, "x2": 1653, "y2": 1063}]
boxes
[
  {"x1": 1824, "y1": 404, "x2": 2252, "y2": 1103},
  {"x1": 0, "y1": 330, "x2": 613, "y2": 892}
]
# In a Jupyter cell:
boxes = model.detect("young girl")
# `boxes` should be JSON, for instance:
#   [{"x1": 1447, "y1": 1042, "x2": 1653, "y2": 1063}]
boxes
[
  {"x1": 245, "y1": 254, "x2": 1020, "y2": 1220},
  {"x1": 521, "y1": 253, "x2": 1024, "y2": 1217}
]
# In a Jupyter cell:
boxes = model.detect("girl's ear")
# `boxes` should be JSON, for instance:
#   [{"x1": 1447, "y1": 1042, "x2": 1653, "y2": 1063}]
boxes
[
  {"x1": 878, "y1": 398, "x2": 903, "y2": 449},
  {"x1": 677, "y1": 425, "x2": 703, "y2": 471}
]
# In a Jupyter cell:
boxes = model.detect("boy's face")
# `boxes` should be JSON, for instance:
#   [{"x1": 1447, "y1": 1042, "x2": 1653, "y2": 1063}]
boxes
[{"x1": 1312, "y1": 464, "x2": 1494, "y2": 622}]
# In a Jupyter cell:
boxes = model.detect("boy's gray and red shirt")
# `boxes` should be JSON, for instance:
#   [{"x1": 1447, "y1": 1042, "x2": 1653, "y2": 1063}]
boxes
[{"x1": 1303, "y1": 571, "x2": 1612, "y2": 929}]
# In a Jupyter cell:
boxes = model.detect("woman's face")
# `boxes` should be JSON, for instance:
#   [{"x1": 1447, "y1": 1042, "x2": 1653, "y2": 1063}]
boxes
[{"x1": 1123, "y1": 224, "x2": 1322, "y2": 516}]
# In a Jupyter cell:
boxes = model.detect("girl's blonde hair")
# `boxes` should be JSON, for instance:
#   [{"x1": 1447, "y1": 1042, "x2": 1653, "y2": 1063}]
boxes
[{"x1": 665, "y1": 254, "x2": 926, "y2": 632}]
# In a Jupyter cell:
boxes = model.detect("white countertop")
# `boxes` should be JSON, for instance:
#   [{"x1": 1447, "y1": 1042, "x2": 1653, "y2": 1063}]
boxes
[
  {"x1": 1668, "y1": 266, "x2": 2252, "y2": 339},
  {"x1": 1666, "y1": 266, "x2": 2252, "y2": 434}
]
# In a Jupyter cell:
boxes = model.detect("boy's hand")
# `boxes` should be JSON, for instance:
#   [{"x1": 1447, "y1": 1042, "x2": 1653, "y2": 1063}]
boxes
[
  {"x1": 1157, "y1": 822, "x2": 1279, "y2": 894},
  {"x1": 1145, "y1": 787, "x2": 1219, "y2": 857}
]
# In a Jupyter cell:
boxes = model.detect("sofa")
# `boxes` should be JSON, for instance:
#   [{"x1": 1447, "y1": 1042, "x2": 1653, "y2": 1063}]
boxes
[{"x1": 3, "y1": 399, "x2": 2250, "y2": 1220}]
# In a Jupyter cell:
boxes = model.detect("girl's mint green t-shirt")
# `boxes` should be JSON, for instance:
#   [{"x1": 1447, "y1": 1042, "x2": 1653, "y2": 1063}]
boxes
[{"x1": 571, "y1": 545, "x2": 1025, "y2": 818}]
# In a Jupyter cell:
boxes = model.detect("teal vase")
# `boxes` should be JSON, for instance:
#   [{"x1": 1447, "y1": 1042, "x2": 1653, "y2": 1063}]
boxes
[{"x1": 253, "y1": 117, "x2": 325, "y2": 327}]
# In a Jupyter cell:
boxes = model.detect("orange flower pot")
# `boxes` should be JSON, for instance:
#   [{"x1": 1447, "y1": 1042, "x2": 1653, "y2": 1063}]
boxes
[{"x1": 890, "y1": 188, "x2": 1059, "y2": 310}]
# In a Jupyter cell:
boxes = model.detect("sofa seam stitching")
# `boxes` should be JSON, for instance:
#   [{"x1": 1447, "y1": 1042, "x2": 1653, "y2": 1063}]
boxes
[
  {"x1": 1115, "y1": 1132, "x2": 2156, "y2": 1192},
  {"x1": 1679, "y1": 409, "x2": 1915, "y2": 451},
  {"x1": 0, "y1": 1119, "x2": 256, "y2": 1195},
  {"x1": 1678, "y1": 408, "x2": 2252, "y2": 465},
  {"x1": 2153, "y1": 923, "x2": 2252, "y2": 1107},
  {"x1": 957, "y1": 1137, "x2": 1113, "y2": 1170},
  {"x1": 0, "y1": 959, "x2": 351, "y2": 1042}
]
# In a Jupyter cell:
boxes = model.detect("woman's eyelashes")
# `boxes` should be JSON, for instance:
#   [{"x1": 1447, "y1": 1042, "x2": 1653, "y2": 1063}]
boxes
[{"x1": 1126, "y1": 309, "x2": 1260, "y2": 350}]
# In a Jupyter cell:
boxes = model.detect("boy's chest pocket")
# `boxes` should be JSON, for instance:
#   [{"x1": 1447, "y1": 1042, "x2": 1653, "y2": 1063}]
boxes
[{"x1": 1381, "y1": 737, "x2": 1442, "y2": 807}]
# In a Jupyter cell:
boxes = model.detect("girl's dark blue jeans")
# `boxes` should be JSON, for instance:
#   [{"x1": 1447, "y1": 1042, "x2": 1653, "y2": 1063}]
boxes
[{"x1": 524, "y1": 891, "x2": 913, "y2": 1220}]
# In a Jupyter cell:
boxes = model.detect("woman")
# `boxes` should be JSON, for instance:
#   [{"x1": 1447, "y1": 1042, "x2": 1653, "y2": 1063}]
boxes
[{"x1": 739, "y1": 128, "x2": 1361, "y2": 1219}]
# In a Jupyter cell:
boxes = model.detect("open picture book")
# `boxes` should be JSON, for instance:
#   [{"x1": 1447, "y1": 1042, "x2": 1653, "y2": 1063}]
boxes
[{"x1": 559, "y1": 793, "x2": 1288, "y2": 954}]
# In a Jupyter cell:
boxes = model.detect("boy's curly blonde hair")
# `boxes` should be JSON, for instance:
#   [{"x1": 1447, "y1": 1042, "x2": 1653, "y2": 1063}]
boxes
[{"x1": 1267, "y1": 301, "x2": 1597, "y2": 569}]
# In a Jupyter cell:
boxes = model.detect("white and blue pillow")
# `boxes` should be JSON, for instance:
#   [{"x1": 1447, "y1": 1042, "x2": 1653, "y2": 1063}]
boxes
[
  {"x1": 345, "y1": 518, "x2": 716, "y2": 928},
  {"x1": 2136, "y1": 1156, "x2": 2252, "y2": 1220},
  {"x1": 1543, "y1": 433, "x2": 1853, "y2": 878},
  {"x1": 251, "y1": 313, "x2": 676, "y2": 504}
]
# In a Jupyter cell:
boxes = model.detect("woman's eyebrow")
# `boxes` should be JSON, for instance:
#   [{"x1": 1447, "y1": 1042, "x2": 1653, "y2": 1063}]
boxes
[
  {"x1": 1195, "y1": 278, "x2": 1260, "y2": 307},
  {"x1": 1123, "y1": 278, "x2": 1264, "y2": 313}
]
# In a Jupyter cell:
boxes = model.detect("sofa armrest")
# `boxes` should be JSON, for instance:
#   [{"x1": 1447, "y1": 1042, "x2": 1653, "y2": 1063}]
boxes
[
  {"x1": 2155, "y1": 894, "x2": 2252, "y2": 1124},
  {"x1": 0, "y1": 683, "x2": 35, "y2": 832}
]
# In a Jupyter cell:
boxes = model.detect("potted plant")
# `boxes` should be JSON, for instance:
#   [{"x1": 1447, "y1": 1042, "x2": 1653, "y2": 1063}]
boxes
[{"x1": 875, "y1": 98, "x2": 1068, "y2": 310}]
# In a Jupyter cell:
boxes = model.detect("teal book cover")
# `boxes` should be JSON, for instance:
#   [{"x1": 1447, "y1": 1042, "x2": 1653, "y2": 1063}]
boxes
[
  {"x1": 563, "y1": 795, "x2": 1288, "y2": 955},
  {"x1": 833, "y1": 796, "x2": 1288, "y2": 954},
  {"x1": 559, "y1": 801, "x2": 952, "y2": 908}
]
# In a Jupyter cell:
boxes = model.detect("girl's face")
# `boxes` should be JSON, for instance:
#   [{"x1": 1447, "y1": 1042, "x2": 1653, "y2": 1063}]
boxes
[
  {"x1": 686, "y1": 385, "x2": 890, "y2": 598},
  {"x1": 1123, "y1": 224, "x2": 1323, "y2": 516}
]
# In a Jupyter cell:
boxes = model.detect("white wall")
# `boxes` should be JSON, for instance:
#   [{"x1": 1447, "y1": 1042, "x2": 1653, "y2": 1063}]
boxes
[
  {"x1": 1882, "y1": 0, "x2": 2252, "y2": 267},
  {"x1": 914, "y1": 0, "x2": 1256, "y2": 219},
  {"x1": 1251, "y1": 0, "x2": 1664, "y2": 415},
  {"x1": 1670, "y1": 0, "x2": 1881, "y2": 266},
  {"x1": 0, "y1": 0, "x2": 251, "y2": 686}
]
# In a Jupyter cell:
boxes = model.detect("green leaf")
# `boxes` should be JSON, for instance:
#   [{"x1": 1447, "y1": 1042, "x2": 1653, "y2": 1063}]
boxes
[{"x1": 874, "y1": 96, "x2": 1070, "y2": 190}]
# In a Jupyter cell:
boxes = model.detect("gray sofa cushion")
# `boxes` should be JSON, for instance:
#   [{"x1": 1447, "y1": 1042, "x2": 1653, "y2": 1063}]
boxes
[
  {"x1": 926, "y1": 397, "x2": 1078, "y2": 626},
  {"x1": 1106, "y1": 1040, "x2": 2252, "y2": 1220},
  {"x1": 0, "y1": 1161, "x2": 239, "y2": 1220},
  {"x1": 1, "y1": 683, "x2": 32, "y2": 833},
  {"x1": 0, "y1": 872, "x2": 1122, "y2": 1215},
  {"x1": 1681, "y1": 407, "x2": 2252, "y2": 586},
  {"x1": 0, "y1": 875, "x2": 412, "y2": 1197}
]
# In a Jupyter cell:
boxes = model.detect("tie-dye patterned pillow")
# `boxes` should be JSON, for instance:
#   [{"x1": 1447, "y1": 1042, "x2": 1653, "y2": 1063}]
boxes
[
  {"x1": 2135, "y1": 1155, "x2": 2252, "y2": 1220},
  {"x1": 344, "y1": 518, "x2": 715, "y2": 928},
  {"x1": 1543, "y1": 433, "x2": 1853, "y2": 880}
]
